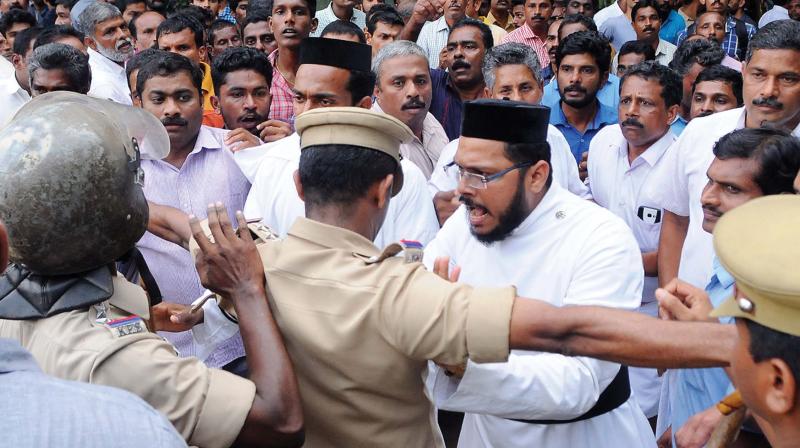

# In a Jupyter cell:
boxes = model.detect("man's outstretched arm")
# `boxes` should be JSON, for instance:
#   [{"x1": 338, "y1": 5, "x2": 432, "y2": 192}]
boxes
[{"x1": 508, "y1": 297, "x2": 735, "y2": 369}]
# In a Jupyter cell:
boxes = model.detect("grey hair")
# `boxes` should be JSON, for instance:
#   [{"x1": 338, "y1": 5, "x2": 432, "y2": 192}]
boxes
[
  {"x1": 28, "y1": 43, "x2": 92, "y2": 95},
  {"x1": 482, "y1": 42, "x2": 542, "y2": 90},
  {"x1": 77, "y1": 1, "x2": 122, "y2": 38},
  {"x1": 745, "y1": 20, "x2": 800, "y2": 62},
  {"x1": 372, "y1": 40, "x2": 429, "y2": 84}
]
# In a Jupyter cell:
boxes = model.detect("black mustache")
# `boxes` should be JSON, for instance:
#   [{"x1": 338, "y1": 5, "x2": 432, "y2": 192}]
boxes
[
  {"x1": 162, "y1": 117, "x2": 188, "y2": 127},
  {"x1": 451, "y1": 60, "x2": 471, "y2": 71},
  {"x1": 460, "y1": 195, "x2": 476, "y2": 208},
  {"x1": 563, "y1": 85, "x2": 586, "y2": 93},
  {"x1": 621, "y1": 118, "x2": 644, "y2": 128},
  {"x1": 697, "y1": 110, "x2": 713, "y2": 118},
  {"x1": 702, "y1": 204, "x2": 722, "y2": 216},
  {"x1": 642, "y1": 27, "x2": 655, "y2": 33},
  {"x1": 532, "y1": 15, "x2": 545, "y2": 20},
  {"x1": 240, "y1": 112, "x2": 266, "y2": 122},
  {"x1": 752, "y1": 96, "x2": 783, "y2": 109},
  {"x1": 401, "y1": 98, "x2": 426, "y2": 110}
]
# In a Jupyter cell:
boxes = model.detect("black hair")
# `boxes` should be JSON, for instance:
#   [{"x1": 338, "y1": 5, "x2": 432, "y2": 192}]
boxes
[
  {"x1": 136, "y1": 51, "x2": 204, "y2": 97},
  {"x1": 157, "y1": 13, "x2": 205, "y2": 48},
  {"x1": 631, "y1": 0, "x2": 660, "y2": 21},
  {"x1": 555, "y1": 30, "x2": 611, "y2": 73},
  {"x1": 693, "y1": 64, "x2": 743, "y2": 106},
  {"x1": 618, "y1": 39, "x2": 656, "y2": 60},
  {"x1": 621, "y1": 60, "x2": 681, "y2": 107},
  {"x1": 505, "y1": 142, "x2": 553, "y2": 187},
  {"x1": 712, "y1": 127, "x2": 800, "y2": 195},
  {"x1": 271, "y1": 0, "x2": 316, "y2": 18},
  {"x1": 668, "y1": 38, "x2": 725, "y2": 76},
  {"x1": 745, "y1": 319, "x2": 800, "y2": 392},
  {"x1": 55, "y1": 0, "x2": 80, "y2": 9},
  {"x1": 242, "y1": 8, "x2": 270, "y2": 29},
  {"x1": 208, "y1": 18, "x2": 241, "y2": 45},
  {"x1": 33, "y1": 25, "x2": 85, "y2": 49},
  {"x1": 29, "y1": 43, "x2": 92, "y2": 94},
  {"x1": 746, "y1": 20, "x2": 800, "y2": 62},
  {"x1": 247, "y1": 0, "x2": 271, "y2": 14},
  {"x1": 347, "y1": 69, "x2": 376, "y2": 104},
  {"x1": 450, "y1": 17, "x2": 494, "y2": 49},
  {"x1": 12, "y1": 26, "x2": 42, "y2": 56},
  {"x1": 321, "y1": 20, "x2": 367, "y2": 43},
  {"x1": 0, "y1": 9, "x2": 37, "y2": 36},
  {"x1": 126, "y1": 47, "x2": 169, "y2": 89},
  {"x1": 130, "y1": 10, "x2": 165, "y2": 40},
  {"x1": 168, "y1": 5, "x2": 215, "y2": 29},
  {"x1": 115, "y1": 0, "x2": 146, "y2": 12},
  {"x1": 298, "y1": 144, "x2": 398, "y2": 207},
  {"x1": 558, "y1": 13, "x2": 596, "y2": 35},
  {"x1": 511, "y1": 0, "x2": 525, "y2": 6},
  {"x1": 211, "y1": 46, "x2": 272, "y2": 93},
  {"x1": 366, "y1": 6, "x2": 403, "y2": 34}
]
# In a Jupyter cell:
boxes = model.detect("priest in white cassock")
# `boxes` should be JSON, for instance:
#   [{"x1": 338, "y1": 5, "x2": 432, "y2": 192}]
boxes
[
  {"x1": 428, "y1": 43, "x2": 587, "y2": 227},
  {"x1": 232, "y1": 37, "x2": 439, "y2": 246},
  {"x1": 424, "y1": 99, "x2": 656, "y2": 447}
]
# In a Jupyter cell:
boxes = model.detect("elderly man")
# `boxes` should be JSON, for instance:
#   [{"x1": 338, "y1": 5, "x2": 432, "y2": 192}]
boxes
[
  {"x1": 429, "y1": 42, "x2": 586, "y2": 226},
  {"x1": 78, "y1": 1, "x2": 134, "y2": 104},
  {"x1": 27, "y1": 42, "x2": 91, "y2": 96},
  {"x1": 371, "y1": 41, "x2": 449, "y2": 179}
]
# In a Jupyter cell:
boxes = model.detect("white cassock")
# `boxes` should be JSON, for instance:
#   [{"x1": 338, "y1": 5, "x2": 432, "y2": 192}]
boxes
[
  {"x1": 234, "y1": 133, "x2": 440, "y2": 246},
  {"x1": 427, "y1": 125, "x2": 589, "y2": 199},
  {"x1": 423, "y1": 184, "x2": 656, "y2": 448},
  {"x1": 585, "y1": 124, "x2": 677, "y2": 418}
]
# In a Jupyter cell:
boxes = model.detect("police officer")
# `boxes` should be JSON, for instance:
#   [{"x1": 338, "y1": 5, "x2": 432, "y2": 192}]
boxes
[
  {"x1": 0, "y1": 92, "x2": 304, "y2": 448},
  {"x1": 190, "y1": 103, "x2": 736, "y2": 447}
]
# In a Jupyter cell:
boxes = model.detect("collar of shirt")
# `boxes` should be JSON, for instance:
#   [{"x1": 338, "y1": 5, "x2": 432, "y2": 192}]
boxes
[
  {"x1": 617, "y1": 127, "x2": 675, "y2": 168},
  {"x1": 288, "y1": 217, "x2": 380, "y2": 258},
  {"x1": 217, "y1": 5, "x2": 237, "y2": 23},
  {"x1": 433, "y1": 15, "x2": 449, "y2": 33},
  {"x1": 710, "y1": 256, "x2": 735, "y2": 292},
  {"x1": 655, "y1": 39, "x2": 671, "y2": 58},
  {"x1": 0, "y1": 338, "x2": 41, "y2": 374},
  {"x1": 145, "y1": 125, "x2": 224, "y2": 162},
  {"x1": 484, "y1": 12, "x2": 514, "y2": 31},
  {"x1": 322, "y1": 2, "x2": 365, "y2": 23},
  {"x1": 87, "y1": 47, "x2": 125, "y2": 77},
  {"x1": 551, "y1": 100, "x2": 617, "y2": 131}
]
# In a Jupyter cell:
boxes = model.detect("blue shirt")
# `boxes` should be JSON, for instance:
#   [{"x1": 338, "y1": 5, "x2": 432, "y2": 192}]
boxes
[
  {"x1": 542, "y1": 73, "x2": 621, "y2": 112},
  {"x1": 676, "y1": 17, "x2": 756, "y2": 60},
  {"x1": 430, "y1": 68, "x2": 465, "y2": 140},
  {"x1": 550, "y1": 100, "x2": 618, "y2": 162},
  {"x1": 217, "y1": 5, "x2": 237, "y2": 23},
  {"x1": 660, "y1": 10, "x2": 686, "y2": 45},
  {"x1": 666, "y1": 258, "x2": 734, "y2": 445},
  {"x1": 670, "y1": 115, "x2": 688, "y2": 136}
]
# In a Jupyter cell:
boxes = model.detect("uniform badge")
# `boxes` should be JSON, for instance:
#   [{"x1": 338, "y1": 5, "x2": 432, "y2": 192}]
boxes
[
  {"x1": 637, "y1": 206, "x2": 662, "y2": 224},
  {"x1": 399, "y1": 240, "x2": 423, "y2": 263},
  {"x1": 105, "y1": 315, "x2": 147, "y2": 337}
]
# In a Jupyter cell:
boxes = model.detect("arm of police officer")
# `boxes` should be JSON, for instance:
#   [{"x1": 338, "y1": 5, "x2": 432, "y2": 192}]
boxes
[{"x1": 190, "y1": 203, "x2": 304, "y2": 447}]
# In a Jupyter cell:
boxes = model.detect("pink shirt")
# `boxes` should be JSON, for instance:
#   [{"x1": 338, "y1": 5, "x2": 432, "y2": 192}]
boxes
[{"x1": 501, "y1": 24, "x2": 550, "y2": 67}]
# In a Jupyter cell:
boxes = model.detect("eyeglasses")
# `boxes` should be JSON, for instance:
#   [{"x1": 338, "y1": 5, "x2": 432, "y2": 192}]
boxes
[{"x1": 444, "y1": 161, "x2": 534, "y2": 190}]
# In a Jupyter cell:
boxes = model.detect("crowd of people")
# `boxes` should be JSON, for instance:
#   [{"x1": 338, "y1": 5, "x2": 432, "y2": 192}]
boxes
[{"x1": 0, "y1": 0, "x2": 800, "y2": 446}]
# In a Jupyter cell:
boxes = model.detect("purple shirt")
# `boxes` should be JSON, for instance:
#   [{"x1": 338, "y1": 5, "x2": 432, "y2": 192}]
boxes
[{"x1": 138, "y1": 125, "x2": 250, "y2": 368}]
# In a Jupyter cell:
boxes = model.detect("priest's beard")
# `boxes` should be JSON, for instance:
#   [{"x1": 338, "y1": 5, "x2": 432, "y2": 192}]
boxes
[{"x1": 465, "y1": 175, "x2": 529, "y2": 245}]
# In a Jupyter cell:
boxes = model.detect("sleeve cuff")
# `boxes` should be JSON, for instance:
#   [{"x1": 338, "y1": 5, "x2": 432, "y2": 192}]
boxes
[
  {"x1": 465, "y1": 286, "x2": 516, "y2": 363},
  {"x1": 190, "y1": 368, "x2": 256, "y2": 448}
]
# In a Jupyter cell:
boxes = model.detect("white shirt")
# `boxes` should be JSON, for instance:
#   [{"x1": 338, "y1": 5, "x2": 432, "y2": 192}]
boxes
[
  {"x1": 87, "y1": 47, "x2": 132, "y2": 105},
  {"x1": 612, "y1": 39, "x2": 676, "y2": 73},
  {"x1": 427, "y1": 125, "x2": 589, "y2": 199},
  {"x1": 593, "y1": 1, "x2": 624, "y2": 29},
  {"x1": 310, "y1": 3, "x2": 366, "y2": 37},
  {"x1": 235, "y1": 133, "x2": 440, "y2": 247},
  {"x1": 640, "y1": 107, "x2": 800, "y2": 288},
  {"x1": 0, "y1": 70, "x2": 29, "y2": 126},
  {"x1": 585, "y1": 124, "x2": 675, "y2": 419},
  {"x1": 423, "y1": 184, "x2": 655, "y2": 448},
  {"x1": 417, "y1": 16, "x2": 450, "y2": 68},
  {"x1": 371, "y1": 101, "x2": 450, "y2": 179},
  {"x1": 758, "y1": 5, "x2": 789, "y2": 28}
]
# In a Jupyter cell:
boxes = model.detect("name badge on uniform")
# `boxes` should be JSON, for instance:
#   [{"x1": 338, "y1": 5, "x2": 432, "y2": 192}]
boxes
[
  {"x1": 105, "y1": 315, "x2": 147, "y2": 337},
  {"x1": 637, "y1": 206, "x2": 662, "y2": 224}
]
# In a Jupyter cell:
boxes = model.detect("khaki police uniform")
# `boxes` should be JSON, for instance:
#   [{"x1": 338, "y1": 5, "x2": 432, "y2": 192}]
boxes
[
  {"x1": 0, "y1": 274, "x2": 256, "y2": 448},
  {"x1": 241, "y1": 108, "x2": 516, "y2": 447}
]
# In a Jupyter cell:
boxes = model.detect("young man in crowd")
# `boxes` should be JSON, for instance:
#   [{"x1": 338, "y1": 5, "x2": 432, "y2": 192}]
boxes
[
  {"x1": 689, "y1": 64, "x2": 742, "y2": 119},
  {"x1": 241, "y1": 9, "x2": 277, "y2": 55},
  {"x1": 54, "y1": 0, "x2": 79, "y2": 25},
  {"x1": 667, "y1": 37, "x2": 726, "y2": 135},
  {"x1": 627, "y1": 0, "x2": 676, "y2": 67},
  {"x1": 586, "y1": 61, "x2": 681, "y2": 423},
  {"x1": 616, "y1": 39, "x2": 655, "y2": 76},
  {"x1": 312, "y1": 0, "x2": 365, "y2": 37},
  {"x1": 207, "y1": 18, "x2": 242, "y2": 58},
  {"x1": 0, "y1": 27, "x2": 39, "y2": 125},
  {"x1": 364, "y1": 5, "x2": 403, "y2": 57},
  {"x1": 549, "y1": 31, "x2": 617, "y2": 165},
  {"x1": 130, "y1": 10, "x2": 165, "y2": 52},
  {"x1": 79, "y1": 1, "x2": 134, "y2": 104},
  {"x1": 500, "y1": 0, "x2": 551, "y2": 67},
  {"x1": 116, "y1": 0, "x2": 146, "y2": 24},
  {"x1": 371, "y1": 40, "x2": 449, "y2": 179}
]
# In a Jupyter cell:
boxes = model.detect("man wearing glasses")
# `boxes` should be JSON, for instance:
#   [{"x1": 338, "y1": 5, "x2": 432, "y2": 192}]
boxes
[{"x1": 423, "y1": 98, "x2": 654, "y2": 447}]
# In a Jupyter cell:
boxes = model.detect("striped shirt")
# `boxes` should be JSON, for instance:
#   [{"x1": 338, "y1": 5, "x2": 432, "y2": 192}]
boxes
[
  {"x1": 310, "y1": 3, "x2": 366, "y2": 37},
  {"x1": 501, "y1": 23, "x2": 550, "y2": 67},
  {"x1": 268, "y1": 49, "x2": 296, "y2": 128},
  {"x1": 675, "y1": 16, "x2": 756, "y2": 60},
  {"x1": 417, "y1": 16, "x2": 451, "y2": 69},
  {"x1": 137, "y1": 126, "x2": 250, "y2": 368}
]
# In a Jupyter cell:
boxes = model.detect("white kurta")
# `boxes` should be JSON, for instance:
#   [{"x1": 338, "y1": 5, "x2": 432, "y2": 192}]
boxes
[
  {"x1": 585, "y1": 124, "x2": 676, "y2": 418},
  {"x1": 235, "y1": 133, "x2": 440, "y2": 247},
  {"x1": 87, "y1": 48, "x2": 132, "y2": 105},
  {"x1": 423, "y1": 184, "x2": 655, "y2": 448},
  {"x1": 427, "y1": 124, "x2": 589, "y2": 199}
]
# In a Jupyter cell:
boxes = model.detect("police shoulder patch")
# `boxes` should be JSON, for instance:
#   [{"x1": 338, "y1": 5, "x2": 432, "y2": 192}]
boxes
[{"x1": 104, "y1": 315, "x2": 147, "y2": 338}]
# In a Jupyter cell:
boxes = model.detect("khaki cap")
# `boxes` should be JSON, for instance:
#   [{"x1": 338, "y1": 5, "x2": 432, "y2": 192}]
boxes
[
  {"x1": 295, "y1": 107, "x2": 414, "y2": 196},
  {"x1": 710, "y1": 195, "x2": 800, "y2": 337}
]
